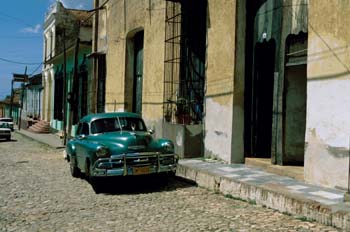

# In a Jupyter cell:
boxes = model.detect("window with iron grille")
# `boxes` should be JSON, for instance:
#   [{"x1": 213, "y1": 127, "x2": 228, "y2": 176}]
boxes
[{"x1": 164, "y1": 0, "x2": 206, "y2": 125}]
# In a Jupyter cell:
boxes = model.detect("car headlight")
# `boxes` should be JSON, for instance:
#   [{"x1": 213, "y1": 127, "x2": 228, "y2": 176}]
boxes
[
  {"x1": 96, "y1": 146, "x2": 110, "y2": 158},
  {"x1": 163, "y1": 142, "x2": 174, "y2": 153}
]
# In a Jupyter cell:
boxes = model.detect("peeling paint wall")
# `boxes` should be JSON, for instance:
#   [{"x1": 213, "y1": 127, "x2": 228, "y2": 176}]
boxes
[
  {"x1": 204, "y1": 0, "x2": 236, "y2": 162},
  {"x1": 305, "y1": 79, "x2": 350, "y2": 188},
  {"x1": 306, "y1": 0, "x2": 350, "y2": 188},
  {"x1": 205, "y1": 98, "x2": 234, "y2": 162}
]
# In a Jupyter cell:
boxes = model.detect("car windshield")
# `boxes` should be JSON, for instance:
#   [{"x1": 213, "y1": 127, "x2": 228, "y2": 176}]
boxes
[
  {"x1": 91, "y1": 118, "x2": 120, "y2": 134},
  {"x1": 0, "y1": 123, "x2": 9, "y2": 128},
  {"x1": 90, "y1": 117, "x2": 147, "y2": 134}
]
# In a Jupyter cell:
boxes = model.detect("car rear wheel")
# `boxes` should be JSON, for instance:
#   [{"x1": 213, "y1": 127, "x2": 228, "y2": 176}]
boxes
[
  {"x1": 6, "y1": 136, "x2": 10, "y2": 141},
  {"x1": 70, "y1": 157, "x2": 80, "y2": 178}
]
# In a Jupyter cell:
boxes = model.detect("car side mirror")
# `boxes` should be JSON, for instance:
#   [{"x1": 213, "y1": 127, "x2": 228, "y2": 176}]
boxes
[
  {"x1": 78, "y1": 134, "x2": 87, "y2": 140},
  {"x1": 148, "y1": 129, "x2": 155, "y2": 135}
]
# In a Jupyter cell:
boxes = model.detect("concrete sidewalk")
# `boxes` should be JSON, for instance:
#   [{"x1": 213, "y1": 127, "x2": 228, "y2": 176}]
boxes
[
  {"x1": 14, "y1": 128, "x2": 350, "y2": 230},
  {"x1": 177, "y1": 159, "x2": 350, "y2": 230},
  {"x1": 15, "y1": 129, "x2": 65, "y2": 149}
]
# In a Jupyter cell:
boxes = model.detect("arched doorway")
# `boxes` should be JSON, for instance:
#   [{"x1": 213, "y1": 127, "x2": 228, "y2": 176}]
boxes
[
  {"x1": 244, "y1": 0, "x2": 283, "y2": 161},
  {"x1": 125, "y1": 30, "x2": 144, "y2": 115},
  {"x1": 283, "y1": 32, "x2": 307, "y2": 165}
]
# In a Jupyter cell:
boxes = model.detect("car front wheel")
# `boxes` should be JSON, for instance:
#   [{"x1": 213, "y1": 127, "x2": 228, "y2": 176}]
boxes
[
  {"x1": 85, "y1": 160, "x2": 102, "y2": 193},
  {"x1": 70, "y1": 157, "x2": 80, "y2": 178}
]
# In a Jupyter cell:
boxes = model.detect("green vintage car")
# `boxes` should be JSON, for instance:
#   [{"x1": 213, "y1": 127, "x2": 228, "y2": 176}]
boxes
[{"x1": 66, "y1": 112, "x2": 178, "y2": 181}]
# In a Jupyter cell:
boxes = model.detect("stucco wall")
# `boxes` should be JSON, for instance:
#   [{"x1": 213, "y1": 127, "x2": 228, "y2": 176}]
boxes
[
  {"x1": 306, "y1": 0, "x2": 350, "y2": 188},
  {"x1": 204, "y1": 0, "x2": 236, "y2": 162},
  {"x1": 139, "y1": 0, "x2": 166, "y2": 134},
  {"x1": 102, "y1": 0, "x2": 165, "y2": 137}
]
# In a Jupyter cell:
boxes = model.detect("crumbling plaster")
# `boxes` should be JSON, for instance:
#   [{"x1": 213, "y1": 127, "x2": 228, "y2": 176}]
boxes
[{"x1": 306, "y1": 0, "x2": 350, "y2": 188}]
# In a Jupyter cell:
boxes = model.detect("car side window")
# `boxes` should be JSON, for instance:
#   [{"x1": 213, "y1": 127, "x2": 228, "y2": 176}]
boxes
[
  {"x1": 76, "y1": 123, "x2": 83, "y2": 135},
  {"x1": 82, "y1": 123, "x2": 89, "y2": 135},
  {"x1": 76, "y1": 123, "x2": 89, "y2": 136}
]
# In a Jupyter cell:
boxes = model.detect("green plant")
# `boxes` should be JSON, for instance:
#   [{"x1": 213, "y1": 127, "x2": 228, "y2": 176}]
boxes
[
  {"x1": 296, "y1": 216, "x2": 315, "y2": 222},
  {"x1": 224, "y1": 194, "x2": 256, "y2": 205}
]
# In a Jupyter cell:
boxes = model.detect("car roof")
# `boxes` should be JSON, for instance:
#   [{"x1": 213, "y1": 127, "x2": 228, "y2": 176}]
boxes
[{"x1": 80, "y1": 112, "x2": 142, "y2": 123}]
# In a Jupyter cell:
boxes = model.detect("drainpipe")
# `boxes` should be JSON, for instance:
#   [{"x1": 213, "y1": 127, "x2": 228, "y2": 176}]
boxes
[{"x1": 92, "y1": 0, "x2": 99, "y2": 113}]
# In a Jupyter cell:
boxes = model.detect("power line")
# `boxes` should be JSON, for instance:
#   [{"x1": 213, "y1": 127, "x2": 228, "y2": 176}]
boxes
[
  {"x1": 0, "y1": 57, "x2": 41, "y2": 65},
  {"x1": 29, "y1": 63, "x2": 44, "y2": 77},
  {"x1": 0, "y1": 11, "x2": 34, "y2": 28}
]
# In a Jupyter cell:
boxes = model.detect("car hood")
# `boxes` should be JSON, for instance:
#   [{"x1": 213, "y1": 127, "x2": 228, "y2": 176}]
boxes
[{"x1": 89, "y1": 131, "x2": 158, "y2": 153}]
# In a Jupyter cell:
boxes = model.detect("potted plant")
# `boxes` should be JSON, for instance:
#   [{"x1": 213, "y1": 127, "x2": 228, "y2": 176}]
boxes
[{"x1": 175, "y1": 98, "x2": 191, "y2": 124}]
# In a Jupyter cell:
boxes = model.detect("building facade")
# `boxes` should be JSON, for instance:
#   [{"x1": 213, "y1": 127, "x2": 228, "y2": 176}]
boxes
[
  {"x1": 91, "y1": 0, "x2": 350, "y2": 189},
  {"x1": 20, "y1": 73, "x2": 43, "y2": 128},
  {"x1": 305, "y1": 0, "x2": 350, "y2": 189},
  {"x1": 42, "y1": 1, "x2": 92, "y2": 137}
]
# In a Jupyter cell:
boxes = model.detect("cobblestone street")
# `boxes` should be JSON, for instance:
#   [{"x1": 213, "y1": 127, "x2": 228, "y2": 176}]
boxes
[{"x1": 0, "y1": 133, "x2": 342, "y2": 231}]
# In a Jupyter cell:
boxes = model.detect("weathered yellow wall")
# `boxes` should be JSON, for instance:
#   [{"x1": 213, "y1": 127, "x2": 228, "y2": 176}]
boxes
[
  {"x1": 98, "y1": 0, "x2": 165, "y2": 133},
  {"x1": 204, "y1": 0, "x2": 237, "y2": 162},
  {"x1": 98, "y1": 0, "x2": 242, "y2": 162},
  {"x1": 306, "y1": 0, "x2": 350, "y2": 188},
  {"x1": 141, "y1": 0, "x2": 166, "y2": 122}
]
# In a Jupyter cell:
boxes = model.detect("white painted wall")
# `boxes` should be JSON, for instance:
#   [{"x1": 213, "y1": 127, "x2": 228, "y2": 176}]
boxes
[
  {"x1": 305, "y1": 78, "x2": 350, "y2": 188},
  {"x1": 204, "y1": 98, "x2": 233, "y2": 162}
]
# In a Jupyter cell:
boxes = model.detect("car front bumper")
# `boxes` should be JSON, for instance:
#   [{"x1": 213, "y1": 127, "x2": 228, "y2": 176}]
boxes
[{"x1": 91, "y1": 152, "x2": 178, "y2": 177}]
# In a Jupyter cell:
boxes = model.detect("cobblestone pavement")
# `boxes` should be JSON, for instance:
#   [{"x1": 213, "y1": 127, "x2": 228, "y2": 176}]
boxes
[{"x1": 0, "y1": 133, "x2": 342, "y2": 232}]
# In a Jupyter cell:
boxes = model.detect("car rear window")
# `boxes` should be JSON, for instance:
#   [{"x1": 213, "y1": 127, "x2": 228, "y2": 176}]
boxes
[{"x1": 118, "y1": 117, "x2": 147, "y2": 132}]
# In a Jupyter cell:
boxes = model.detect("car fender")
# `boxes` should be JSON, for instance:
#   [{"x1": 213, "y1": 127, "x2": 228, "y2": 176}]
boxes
[{"x1": 66, "y1": 142, "x2": 76, "y2": 162}]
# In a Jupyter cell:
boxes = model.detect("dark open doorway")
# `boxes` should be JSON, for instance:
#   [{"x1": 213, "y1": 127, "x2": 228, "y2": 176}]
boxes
[
  {"x1": 283, "y1": 32, "x2": 307, "y2": 165},
  {"x1": 132, "y1": 31, "x2": 144, "y2": 115},
  {"x1": 251, "y1": 40, "x2": 276, "y2": 158},
  {"x1": 125, "y1": 30, "x2": 144, "y2": 115}
]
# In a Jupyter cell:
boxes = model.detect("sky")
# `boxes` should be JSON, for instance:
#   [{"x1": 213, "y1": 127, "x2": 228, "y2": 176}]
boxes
[{"x1": 0, "y1": 0, "x2": 93, "y2": 100}]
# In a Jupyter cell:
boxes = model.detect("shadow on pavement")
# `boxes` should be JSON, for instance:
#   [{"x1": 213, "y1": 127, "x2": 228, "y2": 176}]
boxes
[{"x1": 86, "y1": 175, "x2": 197, "y2": 195}]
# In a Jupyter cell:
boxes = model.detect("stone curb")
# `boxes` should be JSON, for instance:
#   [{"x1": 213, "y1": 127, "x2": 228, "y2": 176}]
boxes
[{"x1": 176, "y1": 162, "x2": 350, "y2": 230}]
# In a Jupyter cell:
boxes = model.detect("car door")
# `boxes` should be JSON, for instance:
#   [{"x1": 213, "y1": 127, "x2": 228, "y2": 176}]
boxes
[{"x1": 75, "y1": 122, "x2": 90, "y2": 170}]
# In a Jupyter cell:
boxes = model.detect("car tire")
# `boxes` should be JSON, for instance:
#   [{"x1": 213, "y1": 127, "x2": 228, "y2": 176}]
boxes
[
  {"x1": 70, "y1": 157, "x2": 80, "y2": 178},
  {"x1": 85, "y1": 160, "x2": 102, "y2": 193},
  {"x1": 6, "y1": 136, "x2": 10, "y2": 141},
  {"x1": 85, "y1": 160, "x2": 91, "y2": 180}
]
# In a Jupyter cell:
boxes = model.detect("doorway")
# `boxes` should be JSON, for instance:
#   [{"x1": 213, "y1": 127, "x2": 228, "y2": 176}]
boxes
[
  {"x1": 283, "y1": 33, "x2": 307, "y2": 165},
  {"x1": 125, "y1": 30, "x2": 144, "y2": 114},
  {"x1": 251, "y1": 40, "x2": 276, "y2": 158},
  {"x1": 132, "y1": 31, "x2": 144, "y2": 114}
]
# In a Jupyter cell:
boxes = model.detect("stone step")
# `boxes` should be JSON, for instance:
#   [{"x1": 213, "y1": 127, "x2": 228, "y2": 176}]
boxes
[{"x1": 27, "y1": 120, "x2": 50, "y2": 134}]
